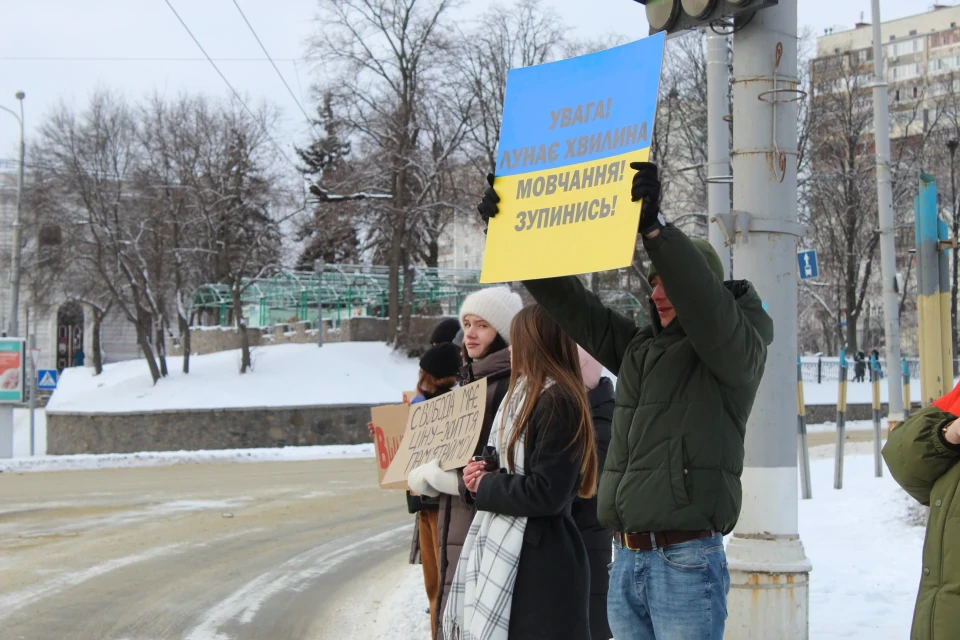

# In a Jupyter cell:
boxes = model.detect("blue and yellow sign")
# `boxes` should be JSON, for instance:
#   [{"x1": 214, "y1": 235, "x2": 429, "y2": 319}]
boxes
[{"x1": 481, "y1": 34, "x2": 665, "y2": 283}]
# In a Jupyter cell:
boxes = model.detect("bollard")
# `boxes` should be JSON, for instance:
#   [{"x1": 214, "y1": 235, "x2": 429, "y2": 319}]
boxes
[
  {"x1": 901, "y1": 358, "x2": 911, "y2": 424},
  {"x1": 870, "y1": 353, "x2": 883, "y2": 478},
  {"x1": 797, "y1": 357, "x2": 812, "y2": 499},
  {"x1": 817, "y1": 356, "x2": 822, "y2": 384},
  {"x1": 835, "y1": 349, "x2": 848, "y2": 489}
]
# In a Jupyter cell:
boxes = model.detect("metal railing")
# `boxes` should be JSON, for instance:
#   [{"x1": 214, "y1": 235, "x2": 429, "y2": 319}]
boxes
[{"x1": 798, "y1": 357, "x2": 959, "y2": 383}]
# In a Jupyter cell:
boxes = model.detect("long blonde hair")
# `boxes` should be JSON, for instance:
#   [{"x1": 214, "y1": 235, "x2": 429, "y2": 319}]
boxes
[{"x1": 503, "y1": 305, "x2": 598, "y2": 499}]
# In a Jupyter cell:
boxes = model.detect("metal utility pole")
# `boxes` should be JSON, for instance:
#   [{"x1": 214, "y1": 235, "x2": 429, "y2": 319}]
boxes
[
  {"x1": 724, "y1": 0, "x2": 812, "y2": 637},
  {"x1": 0, "y1": 92, "x2": 25, "y2": 338},
  {"x1": 870, "y1": 0, "x2": 905, "y2": 425},
  {"x1": 707, "y1": 30, "x2": 732, "y2": 279},
  {"x1": 948, "y1": 138, "x2": 959, "y2": 365}
]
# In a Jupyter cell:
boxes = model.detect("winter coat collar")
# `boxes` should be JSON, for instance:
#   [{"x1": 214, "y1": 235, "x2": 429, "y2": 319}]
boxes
[{"x1": 468, "y1": 347, "x2": 512, "y2": 382}]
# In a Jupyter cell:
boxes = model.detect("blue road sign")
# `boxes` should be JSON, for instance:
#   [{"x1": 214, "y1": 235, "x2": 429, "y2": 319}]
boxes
[
  {"x1": 37, "y1": 369, "x2": 58, "y2": 390},
  {"x1": 798, "y1": 250, "x2": 819, "y2": 280}
]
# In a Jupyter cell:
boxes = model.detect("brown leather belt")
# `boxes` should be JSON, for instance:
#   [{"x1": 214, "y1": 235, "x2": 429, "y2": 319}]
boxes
[{"x1": 614, "y1": 530, "x2": 713, "y2": 551}]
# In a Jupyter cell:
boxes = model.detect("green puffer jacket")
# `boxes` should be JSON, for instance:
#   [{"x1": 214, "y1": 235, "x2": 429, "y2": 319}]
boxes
[
  {"x1": 882, "y1": 405, "x2": 960, "y2": 640},
  {"x1": 523, "y1": 225, "x2": 773, "y2": 534}
]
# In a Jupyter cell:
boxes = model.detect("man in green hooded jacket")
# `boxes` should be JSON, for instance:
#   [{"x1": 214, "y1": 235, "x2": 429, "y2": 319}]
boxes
[
  {"x1": 883, "y1": 401, "x2": 960, "y2": 640},
  {"x1": 477, "y1": 162, "x2": 774, "y2": 639}
]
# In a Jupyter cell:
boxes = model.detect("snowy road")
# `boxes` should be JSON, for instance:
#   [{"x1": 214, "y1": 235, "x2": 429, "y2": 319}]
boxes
[{"x1": 0, "y1": 458, "x2": 414, "y2": 640}]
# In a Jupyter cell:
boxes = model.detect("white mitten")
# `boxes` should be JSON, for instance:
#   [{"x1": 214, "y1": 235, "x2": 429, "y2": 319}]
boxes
[
  {"x1": 420, "y1": 459, "x2": 460, "y2": 496},
  {"x1": 408, "y1": 463, "x2": 440, "y2": 497}
]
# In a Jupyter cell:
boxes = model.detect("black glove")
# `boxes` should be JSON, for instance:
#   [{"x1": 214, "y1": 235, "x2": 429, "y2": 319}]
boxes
[
  {"x1": 477, "y1": 173, "x2": 499, "y2": 225},
  {"x1": 630, "y1": 162, "x2": 665, "y2": 235}
]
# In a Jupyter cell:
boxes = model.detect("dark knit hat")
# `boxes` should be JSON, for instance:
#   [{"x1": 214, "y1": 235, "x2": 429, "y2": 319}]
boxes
[
  {"x1": 419, "y1": 342, "x2": 462, "y2": 379},
  {"x1": 430, "y1": 318, "x2": 461, "y2": 345},
  {"x1": 647, "y1": 237, "x2": 725, "y2": 284}
]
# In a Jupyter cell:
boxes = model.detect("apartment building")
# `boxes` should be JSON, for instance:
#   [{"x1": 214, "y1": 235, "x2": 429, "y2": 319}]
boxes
[{"x1": 814, "y1": 4, "x2": 960, "y2": 137}]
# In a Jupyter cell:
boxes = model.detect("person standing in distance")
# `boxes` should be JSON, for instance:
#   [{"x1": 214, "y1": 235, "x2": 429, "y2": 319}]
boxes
[{"x1": 476, "y1": 163, "x2": 774, "y2": 639}]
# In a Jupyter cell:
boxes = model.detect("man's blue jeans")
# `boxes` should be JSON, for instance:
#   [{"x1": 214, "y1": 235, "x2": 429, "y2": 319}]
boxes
[{"x1": 607, "y1": 532, "x2": 730, "y2": 640}]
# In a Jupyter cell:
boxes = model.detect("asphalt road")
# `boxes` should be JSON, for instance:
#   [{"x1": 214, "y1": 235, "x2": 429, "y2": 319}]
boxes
[
  {"x1": 0, "y1": 430, "x2": 882, "y2": 640},
  {"x1": 0, "y1": 459, "x2": 413, "y2": 640}
]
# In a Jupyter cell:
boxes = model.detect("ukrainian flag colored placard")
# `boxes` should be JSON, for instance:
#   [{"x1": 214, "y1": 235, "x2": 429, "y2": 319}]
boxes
[{"x1": 480, "y1": 34, "x2": 665, "y2": 284}]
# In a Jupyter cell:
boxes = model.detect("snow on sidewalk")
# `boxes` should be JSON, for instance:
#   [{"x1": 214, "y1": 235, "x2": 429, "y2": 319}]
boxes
[
  {"x1": 802, "y1": 379, "x2": 938, "y2": 406},
  {"x1": 803, "y1": 447, "x2": 923, "y2": 639},
  {"x1": 0, "y1": 443, "x2": 375, "y2": 474}
]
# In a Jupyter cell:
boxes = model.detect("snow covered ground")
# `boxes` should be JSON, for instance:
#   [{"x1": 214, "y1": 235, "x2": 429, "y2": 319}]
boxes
[
  {"x1": 0, "y1": 420, "x2": 874, "y2": 472},
  {"x1": 39, "y1": 341, "x2": 923, "y2": 417},
  {"x1": 45, "y1": 342, "x2": 420, "y2": 414},
  {"x1": 0, "y1": 442, "x2": 374, "y2": 474},
  {"x1": 802, "y1": 445, "x2": 924, "y2": 639},
  {"x1": 360, "y1": 447, "x2": 925, "y2": 640},
  {"x1": 802, "y1": 379, "x2": 933, "y2": 406}
]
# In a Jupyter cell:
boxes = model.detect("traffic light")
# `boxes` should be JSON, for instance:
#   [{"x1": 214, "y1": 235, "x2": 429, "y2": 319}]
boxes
[{"x1": 635, "y1": 0, "x2": 779, "y2": 36}]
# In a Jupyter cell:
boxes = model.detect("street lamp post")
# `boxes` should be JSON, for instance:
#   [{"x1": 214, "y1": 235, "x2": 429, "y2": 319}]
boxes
[
  {"x1": 0, "y1": 91, "x2": 25, "y2": 338},
  {"x1": 948, "y1": 137, "x2": 959, "y2": 366}
]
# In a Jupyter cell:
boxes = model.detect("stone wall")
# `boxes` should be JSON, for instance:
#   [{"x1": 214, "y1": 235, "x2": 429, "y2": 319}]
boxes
[
  {"x1": 177, "y1": 327, "x2": 264, "y2": 356},
  {"x1": 46, "y1": 404, "x2": 376, "y2": 455},
  {"x1": 804, "y1": 402, "x2": 922, "y2": 424},
  {"x1": 47, "y1": 398, "x2": 924, "y2": 456}
]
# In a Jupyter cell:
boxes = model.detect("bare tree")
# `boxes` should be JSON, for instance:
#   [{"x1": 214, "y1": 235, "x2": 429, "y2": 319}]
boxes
[
  {"x1": 309, "y1": 0, "x2": 465, "y2": 348},
  {"x1": 454, "y1": 0, "x2": 566, "y2": 174},
  {"x1": 32, "y1": 92, "x2": 169, "y2": 382},
  {"x1": 804, "y1": 49, "x2": 938, "y2": 354},
  {"x1": 186, "y1": 102, "x2": 288, "y2": 373}
]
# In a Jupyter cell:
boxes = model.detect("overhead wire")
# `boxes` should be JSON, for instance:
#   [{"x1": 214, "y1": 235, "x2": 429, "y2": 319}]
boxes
[
  {"x1": 160, "y1": 0, "x2": 296, "y2": 169},
  {"x1": 229, "y1": 0, "x2": 315, "y2": 128},
  {"x1": 0, "y1": 56, "x2": 302, "y2": 62}
]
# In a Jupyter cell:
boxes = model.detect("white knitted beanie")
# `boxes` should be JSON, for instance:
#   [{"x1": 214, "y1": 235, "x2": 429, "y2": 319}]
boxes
[{"x1": 459, "y1": 287, "x2": 523, "y2": 344}]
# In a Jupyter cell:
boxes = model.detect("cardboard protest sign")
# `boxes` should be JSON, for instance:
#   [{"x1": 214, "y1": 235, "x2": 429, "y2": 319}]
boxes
[
  {"x1": 480, "y1": 34, "x2": 665, "y2": 283},
  {"x1": 371, "y1": 404, "x2": 412, "y2": 490},
  {"x1": 382, "y1": 378, "x2": 489, "y2": 486}
]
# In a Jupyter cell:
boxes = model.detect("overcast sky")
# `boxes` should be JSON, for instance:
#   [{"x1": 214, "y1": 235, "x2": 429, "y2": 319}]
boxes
[{"x1": 0, "y1": 0, "x2": 933, "y2": 167}]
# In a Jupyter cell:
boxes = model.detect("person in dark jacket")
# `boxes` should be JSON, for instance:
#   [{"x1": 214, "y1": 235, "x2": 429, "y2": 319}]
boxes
[
  {"x1": 853, "y1": 351, "x2": 867, "y2": 383},
  {"x1": 477, "y1": 162, "x2": 774, "y2": 639},
  {"x1": 574, "y1": 346, "x2": 614, "y2": 640},
  {"x1": 883, "y1": 384, "x2": 960, "y2": 640},
  {"x1": 431, "y1": 318, "x2": 462, "y2": 346},
  {"x1": 445, "y1": 304, "x2": 598, "y2": 640},
  {"x1": 369, "y1": 341, "x2": 460, "y2": 638},
  {"x1": 406, "y1": 286, "x2": 522, "y2": 640}
]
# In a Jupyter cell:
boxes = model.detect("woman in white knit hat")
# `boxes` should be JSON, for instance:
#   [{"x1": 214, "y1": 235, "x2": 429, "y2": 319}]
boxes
[{"x1": 407, "y1": 286, "x2": 523, "y2": 640}]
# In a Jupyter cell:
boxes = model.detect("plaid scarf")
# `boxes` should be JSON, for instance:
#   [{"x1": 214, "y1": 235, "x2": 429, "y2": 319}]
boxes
[{"x1": 442, "y1": 377, "x2": 546, "y2": 640}]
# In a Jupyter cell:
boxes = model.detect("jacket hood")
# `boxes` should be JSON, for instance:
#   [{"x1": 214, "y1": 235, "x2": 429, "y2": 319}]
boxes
[{"x1": 648, "y1": 279, "x2": 773, "y2": 346}]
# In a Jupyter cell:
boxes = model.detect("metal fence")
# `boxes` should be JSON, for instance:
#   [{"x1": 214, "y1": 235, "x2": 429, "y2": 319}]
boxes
[{"x1": 799, "y1": 358, "x2": 960, "y2": 383}]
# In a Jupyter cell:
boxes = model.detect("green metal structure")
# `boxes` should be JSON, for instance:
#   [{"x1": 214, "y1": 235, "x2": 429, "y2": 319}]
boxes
[{"x1": 190, "y1": 266, "x2": 645, "y2": 329}]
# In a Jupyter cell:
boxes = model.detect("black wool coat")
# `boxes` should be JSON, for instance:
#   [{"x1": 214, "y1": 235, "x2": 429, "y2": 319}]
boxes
[
  {"x1": 474, "y1": 386, "x2": 590, "y2": 640},
  {"x1": 572, "y1": 377, "x2": 615, "y2": 640}
]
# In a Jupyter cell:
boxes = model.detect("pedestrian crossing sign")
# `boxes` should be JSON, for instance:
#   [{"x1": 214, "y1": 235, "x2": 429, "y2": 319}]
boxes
[{"x1": 37, "y1": 369, "x2": 58, "y2": 390}]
